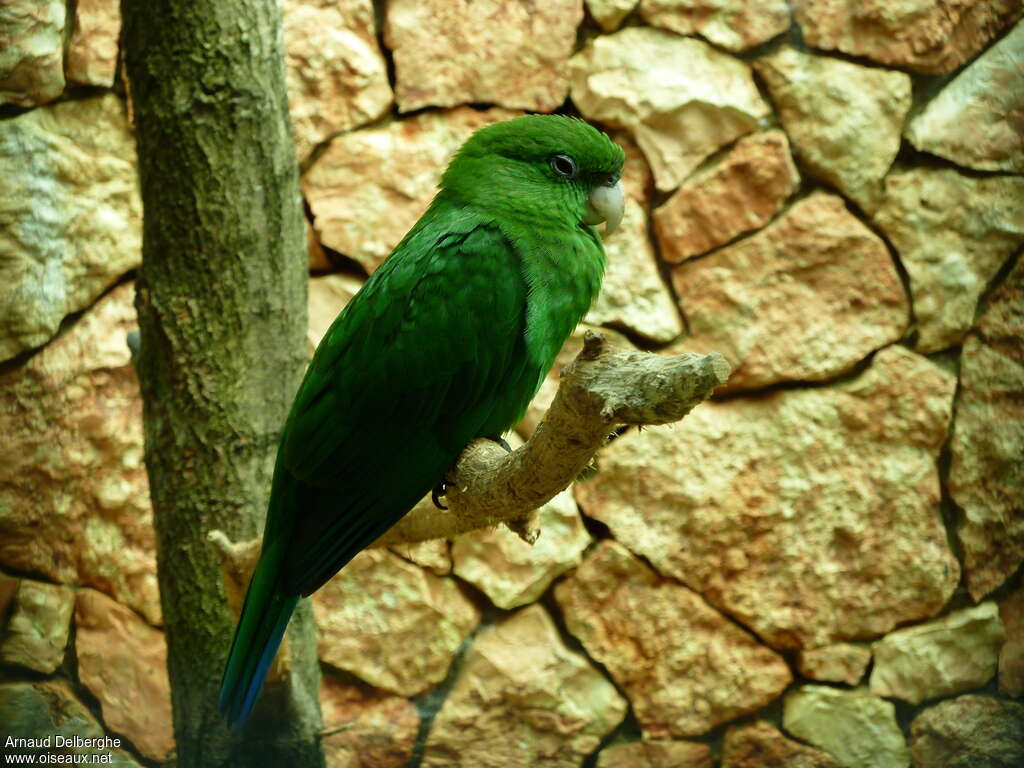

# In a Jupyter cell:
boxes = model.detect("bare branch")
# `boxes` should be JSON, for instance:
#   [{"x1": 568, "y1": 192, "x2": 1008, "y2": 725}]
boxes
[{"x1": 373, "y1": 331, "x2": 730, "y2": 546}]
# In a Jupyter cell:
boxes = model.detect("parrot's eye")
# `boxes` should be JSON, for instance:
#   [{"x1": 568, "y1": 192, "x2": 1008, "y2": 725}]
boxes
[{"x1": 549, "y1": 154, "x2": 578, "y2": 179}]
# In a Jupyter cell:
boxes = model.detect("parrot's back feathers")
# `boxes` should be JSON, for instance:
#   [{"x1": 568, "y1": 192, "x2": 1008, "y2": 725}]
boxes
[{"x1": 219, "y1": 115, "x2": 624, "y2": 727}]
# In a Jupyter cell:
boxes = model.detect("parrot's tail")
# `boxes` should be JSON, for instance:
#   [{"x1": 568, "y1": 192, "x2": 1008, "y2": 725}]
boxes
[{"x1": 218, "y1": 542, "x2": 298, "y2": 729}]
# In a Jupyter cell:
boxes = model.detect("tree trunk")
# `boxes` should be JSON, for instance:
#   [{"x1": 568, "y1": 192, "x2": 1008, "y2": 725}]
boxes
[{"x1": 121, "y1": 2, "x2": 323, "y2": 766}]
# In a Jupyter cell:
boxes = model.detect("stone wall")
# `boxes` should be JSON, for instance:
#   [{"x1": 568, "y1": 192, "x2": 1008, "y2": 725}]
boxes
[{"x1": 1, "y1": 1, "x2": 1022, "y2": 767}]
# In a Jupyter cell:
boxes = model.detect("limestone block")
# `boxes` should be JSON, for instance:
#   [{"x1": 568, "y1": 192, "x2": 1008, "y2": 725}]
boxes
[{"x1": 870, "y1": 602, "x2": 1005, "y2": 704}]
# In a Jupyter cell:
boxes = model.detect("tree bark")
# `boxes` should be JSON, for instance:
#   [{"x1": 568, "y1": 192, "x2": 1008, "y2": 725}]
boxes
[{"x1": 121, "y1": 2, "x2": 323, "y2": 766}]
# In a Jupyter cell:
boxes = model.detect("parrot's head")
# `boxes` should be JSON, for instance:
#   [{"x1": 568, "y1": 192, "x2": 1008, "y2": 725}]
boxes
[{"x1": 441, "y1": 115, "x2": 626, "y2": 235}]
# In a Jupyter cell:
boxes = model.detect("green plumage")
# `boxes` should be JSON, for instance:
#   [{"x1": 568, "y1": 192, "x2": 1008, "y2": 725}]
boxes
[{"x1": 219, "y1": 115, "x2": 624, "y2": 726}]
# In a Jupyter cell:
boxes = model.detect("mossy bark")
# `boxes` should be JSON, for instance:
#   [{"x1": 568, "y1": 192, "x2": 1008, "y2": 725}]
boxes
[{"x1": 121, "y1": 2, "x2": 323, "y2": 765}]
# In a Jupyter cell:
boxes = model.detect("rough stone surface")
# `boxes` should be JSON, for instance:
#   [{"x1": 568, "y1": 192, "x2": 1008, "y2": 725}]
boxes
[
  {"x1": 452, "y1": 488, "x2": 590, "y2": 609},
  {"x1": 308, "y1": 272, "x2": 364, "y2": 352},
  {"x1": 597, "y1": 739, "x2": 712, "y2": 768},
  {"x1": 0, "y1": 681, "x2": 142, "y2": 767},
  {"x1": 754, "y1": 47, "x2": 911, "y2": 213},
  {"x1": 555, "y1": 541, "x2": 792, "y2": 738},
  {"x1": 314, "y1": 549, "x2": 480, "y2": 696},
  {"x1": 784, "y1": 686, "x2": 909, "y2": 768},
  {"x1": 320, "y1": 675, "x2": 419, "y2": 768},
  {"x1": 999, "y1": 582, "x2": 1024, "y2": 696},
  {"x1": 0, "y1": 579, "x2": 74, "y2": 674},
  {"x1": 66, "y1": 0, "x2": 121, "y2": 88},
  {"x1": 390, "y1": 539, "x2": 452, "y2": 575},
  {"x1": 671, "y1": 193, "x2": 909, "y2": 391},
  {"x1": 0, "y1": 94, "x2": 141, "y2": 361},
  {"x1": 797, "y1": 643, "x2": 872, "y2": 686},
  {"x1": 909, "y1": 694, "x2": 1024, "y2": 768},
  {"x1": 908, "y1": 19, "x2": 1024, "y2": 172},
  {"x1": 75, "y1": 589, "x2": 173, "y2": 763},
  {"x1": 0, "y1": 0, "x2": 65, "y2": 106},
  {"x1": 570, "y1": 26, "x2": 770, "y2": 191},
  {"x1": 875, "y1": 169, "x2": 1024, "y2": 353},
  {"x1": 421, "y1": 604, "x2": 627, "y2": 767},
  {"x1": 640, "y1": 0, "x2": 791, "y2": 51},
  {"x1": 585, "y1": 0, "x2": 639, "y2": 31},
  {"x1": 949, "y1": 258, "x2": 1024, "y2": 598},
  {"x1": 516, "y1": 324, "x2": 633, "y2": 438},
  {"x1": 723, "y1": 721, "x2": 841, "y2": 768},
  {"x1": 577, "y1": 346, "x2": 959, "y2": 649},
  {"x1": 303, "y1": 107, "x2": 518, "y2": 274},
  {"x1": 870, "y1": 602, "x2": 1005, "y2": 704},
  {"x1": 653, "y1": 130, "x2": 800, "y2": 263},
  {"x1": 586, "y1": 140, "x2": 683, "y2": 343},
  {"x1": 795, "y1": 0, "x2": 1023, "y2": 74},
  {"x1": 283, "y1": 0, "x2": 393, "y2": 161},
  {"x1": 384, "y1": 0, "x2": 581, "y2": 113},
  {"x1": 0, "y1": 284, "x2": 159, "y2": 625}
]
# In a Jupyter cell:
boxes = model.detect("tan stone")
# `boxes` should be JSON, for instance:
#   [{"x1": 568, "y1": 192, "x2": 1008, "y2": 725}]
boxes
[
  {"x1": 641, "y1": 0, "x2": 790, "y2": 51},
  {"x1": 283, "y1": 0, "x2": 393, "y2": 161},
  {"x1": 452, "y1": 488, "x2": 590, "y2": 609},
  {"x1": 314, "y1": 549, "x2": 479, "y2": 696},
  {"x1": 0, "y1": 284, "x2": 160, "y2": 625},
  {"x1": 797, "y1": 643, "x2": 872, "y2": 686},
  {"x1": 567, "y1": 133, "x2": 684, "y2": 343},
  {"x1": 909, "y1": 694, "x2": 1024, "y2": 768},
  {"x1": 586, "y1": 0, "x2": 639, "y2": 31},
  {"x1": 570, "y1": 26, "x2": 769, "y2": 192},
  {"x1": 653, "y1": 130, "x2": 799, "y2": 263},
  {"x1": 66, "y1": 0, "x2": 121, "y2": 88},
  {"x1": 515, "y1": 324, "x2": 632, "y2": 438},
  {"x1": 555, "y1": 541, "x2": 791, "y2": 738},
  {"x1": 576, "y1": 346, "x2": 959, "y2": 649},
  {"x1": 874, "y1": 169, "x2": 1024, "y2": 354},
  {"x1": 75, "y1": 589, "x2": 173, "y2": 763},
  {"x1": 597, "y1": 739, "x2": 712, "y2": 768},
  {"x1": 754, "y1": 47, "x2": 911, "y2": 213},
  {"x1": 906, "y1": 19, "x2": 1024, "y2": 171},
  {"x1": 0, "y1": 680, "x2": 142, "y2": 767},
  {"x1": 0, "y1": 94, "x2": 141, "y2": 361},
  {"x1": 801, "y1": 0, "x2": 1023, "y2": 73},
  {"x1": 320, "y1": 674, "x2": 418, "y2": 768},
  {"x1": 784, "y1": 686, "x2": 909, "y2": 768},
  {"x1": 389, "y1": 539, "x2": 451, "y2": 575},
  {"x1": 870, "y1": 602, "x2": 1005, "y2": 705},
  {"x1": 308, "y1": 219, "x2": 331, "y2": 271},
  {"x1": 949, "y1": 259, "x2": 1024, "y2": 598},
  {"x1": 421, "y1": 604, "x2": 627, "y2": 767},
  {"x1": 585, "y1": 145, "x2": 683, "y2": 343},
  {"x1": 0, "y1": 0, "x2": 65, "y2": 106},
  {"x1": 723, "y1": 721, "x2": 841, "y2": 768},
  {"x1": 671, "y1": 193, "x2": 908, "y2": 391},
  {"x1": 0, "y1": 579, "x2": 74, "y2": 674},
  {"x1": 308, "y1": 272, "x2": 364, "y2": 352},
  {"x1": 999, "y1": 583, "x2": 1024, "y2": 697},
  {"x1": 303, "y1": 107, "x2": 519, "y2": 274},
  {"x1": 384, "y1": 0, "x2": 580, "y2": 113}
]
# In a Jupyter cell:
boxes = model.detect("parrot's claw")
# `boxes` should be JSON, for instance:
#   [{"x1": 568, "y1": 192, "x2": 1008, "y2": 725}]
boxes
[
  {"x1": 490, "y1": 436, "x2": 513, "y2": 453},
  {"x1": 432, "y1": 482, "x2": 448, "y2": 510}
]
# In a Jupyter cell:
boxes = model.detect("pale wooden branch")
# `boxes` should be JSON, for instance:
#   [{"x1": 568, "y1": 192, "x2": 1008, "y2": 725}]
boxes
[{"x1": 372, "y1": 331, "x2": 730, "y2": 546}]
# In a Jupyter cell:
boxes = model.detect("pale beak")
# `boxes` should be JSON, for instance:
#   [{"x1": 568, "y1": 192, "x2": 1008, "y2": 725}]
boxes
[{"x1": 583, "y1": 178, "x2": 625, "y2": 236}]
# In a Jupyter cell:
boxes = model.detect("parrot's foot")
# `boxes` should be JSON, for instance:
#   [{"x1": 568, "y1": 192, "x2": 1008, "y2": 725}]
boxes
[{"x1": 432, "y1": 482, "x2": 448, "y2": 510}]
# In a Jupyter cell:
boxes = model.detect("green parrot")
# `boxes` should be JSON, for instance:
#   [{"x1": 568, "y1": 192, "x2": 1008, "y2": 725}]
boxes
[{"x1": 218, "y1": 114, "x2": 625, "y2": 727}]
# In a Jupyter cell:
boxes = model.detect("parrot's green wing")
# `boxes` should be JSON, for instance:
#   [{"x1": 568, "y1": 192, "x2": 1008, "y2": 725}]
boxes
[{"x1": 276, "y1": 204, "x2": 534, "y2": 596}]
